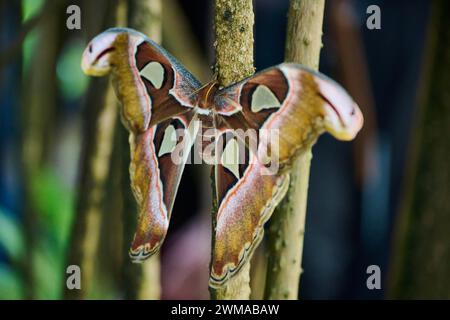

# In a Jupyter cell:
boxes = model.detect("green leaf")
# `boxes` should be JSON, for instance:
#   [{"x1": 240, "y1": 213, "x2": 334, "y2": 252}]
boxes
[
  {"x1": 0, "y1": 209, "x2": 24, "y2": 262},
  {"x1": 22, "y1": 0, "x2": 44, "y2": 22},
  {"x1": 33, "y1": 243, "x2": 63, "y2": 299},
  {"x1": 22, "y1": 29, "x2": 38, "y2": 73},
  {"x1": 21, "y1": 0, "x2": 43, "y2": 72},
  {"x1": 31, "y1": 169, "x2": 74, "y2": 249},
  {"x1": 0, "y1": 263, "x2": 24, "y2": 299}
]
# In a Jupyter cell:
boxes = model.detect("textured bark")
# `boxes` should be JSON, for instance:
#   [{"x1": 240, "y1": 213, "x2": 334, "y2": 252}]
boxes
[
  {"x1": 121, "y1": 0, "x2": 162, "y2": 300},
  {"x1": 210, "y1": 0, "x2": 254, "y2": 300},
  {"x1": 389, "y1": 0, "x2": 450, "y2": 299},
  {"x1": 213, "y1": 0, "x2": 254, "y2": 85},
  {"x1": 284, "y1": 0, "x2": 325, "y2": 68},
  {"x1": 265, "y1": 0, "x2": 325, "y2": 300},
  {"x1": 64, "y1": 0, "x2": 127, "y2": 300}
]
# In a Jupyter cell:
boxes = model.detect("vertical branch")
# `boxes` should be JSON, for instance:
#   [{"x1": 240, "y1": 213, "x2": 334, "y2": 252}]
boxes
[
  {"x1": 65, "y1": 80, "x2": 118, "y2": 300},
  {"x1": 284, "y1": 0, "x2": 325, "y2": 68},
  {"x1": 210, "y1": 0, "x2": 254, "y2": 300},
  {"x1": 213, "y1": 0, "x2": 254, "y2": 85},
  {"x1": 121, "y1": 0, "x2": 162, "y2": 300},
  {"x1": 129, "y1": 0, "x2": 162, "y2": 42},
  {"x1": 64, "y1": 0, "x2": 127, "y2": 300},
  {"x1": 21, "y1": 0, "x2": 64, "y2": 299},
  {"x1": 265, "y1": 0, "x2": 325, "y2": 300}
]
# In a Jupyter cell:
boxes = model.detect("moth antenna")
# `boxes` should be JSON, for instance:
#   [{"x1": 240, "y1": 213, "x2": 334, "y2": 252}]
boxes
[
  {"x1": 211, "y1": 71, "x2": 219, "y2": 83},
  {"x1": 188, "y1": 81, "x2": 217, "y2": 96}
]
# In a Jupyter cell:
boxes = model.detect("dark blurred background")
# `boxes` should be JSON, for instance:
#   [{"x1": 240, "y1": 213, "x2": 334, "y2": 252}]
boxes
[{"x1": 1, "y1": 0, "x2": 446, "y2": 300}]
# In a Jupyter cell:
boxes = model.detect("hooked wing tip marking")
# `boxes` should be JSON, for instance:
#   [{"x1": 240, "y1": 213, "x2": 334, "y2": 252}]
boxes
[{"x1": 129, "y1": 242, "x2": 160, "y2": 262}]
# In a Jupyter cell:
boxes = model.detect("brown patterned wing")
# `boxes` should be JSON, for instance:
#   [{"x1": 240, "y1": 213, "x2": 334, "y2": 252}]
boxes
[
  {"x1": 107, "y1": 29, "x2": 202, "y2": 133},
  {"x1": 129, "y1": 111, "x2": 199, "y2": 261},
  {"x1": 82, "y1": 28, "x2": 203, "y2": 261},
  {"x1": 210, "y1": 128, "x2": 289, "y2": 287},
  {"x1": 121, "y1": 32, "x2": 204, "y2": 260},
  {"x1": 209, "y1": 63, "x2": 363, "y2": 286}
]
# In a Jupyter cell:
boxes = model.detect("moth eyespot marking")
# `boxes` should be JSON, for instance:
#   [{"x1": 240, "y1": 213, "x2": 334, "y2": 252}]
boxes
[
  {"x1": 158, "y1": 125, "x2": 177, "y2": 157},
  {"x1": 140, "y1": 61, "x2": 165, "y2": 89},
  {"x1": 251, "y1": 85, "x2": 281, "y2": 112},
  {"x1": 221, "y1": 138, "x2": 240, "y2": 179}
]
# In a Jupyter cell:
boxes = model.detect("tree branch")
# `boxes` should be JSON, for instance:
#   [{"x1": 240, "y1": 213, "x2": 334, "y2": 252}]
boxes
[
  {"x1": 265, "y1": 0, "x2": 325, "y2": 300},
  {"x1": 64, "y1": 0, "x2": 128, "y2": 299},
  {"x1": 210, "y1": 0, "x2": 254, "y2": 300},
  {"x1": 389, "y1": 0, "x2": 450, "y2": 299}
]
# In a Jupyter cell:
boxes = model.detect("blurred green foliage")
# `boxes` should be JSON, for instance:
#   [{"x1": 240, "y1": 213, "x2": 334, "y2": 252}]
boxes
[
  {"x1": 31, "y1": 169, "x2": 75, "y2": 299},
  {"x1": 22, "y1": 0, "x2": 44, "y2": 22},
  {"x1": 22, "y1": 0, "x2": 43, "y2": 72},
  {"x1": 0, "y1": 210, "x2": 25, "y2": 299},
  {"x1": 0, "y1": 210, "x2": 25, "y2": 262},
  {"x1": 57, "y1": 40, "x2": 89, "y2": 101},
  {"x1": 22, "y1": 0, "x2": 89, "y2": 100},
  {"x1": 0, "y1": 0, "x2": 91, "y2": 300},
  {"x1": 0, "y1": 169, "x2": 74, "y2": 299},
  {"x1": 0, "y1": 263, "x2": 24, "y2": 299}
]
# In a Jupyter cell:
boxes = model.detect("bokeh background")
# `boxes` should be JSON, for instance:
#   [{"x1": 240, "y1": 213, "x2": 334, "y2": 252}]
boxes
[{"x1": 1, "y1": 0, "x2": 448, "y2": 299}]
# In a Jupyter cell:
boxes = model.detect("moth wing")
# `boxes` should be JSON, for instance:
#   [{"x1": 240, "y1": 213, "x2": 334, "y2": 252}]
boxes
[
  {"x1": 124, "y1": 33, "x2": 203, "y2": 260},
  {"x1": 129, "y1": 112, "x2": 200, "y2": 261},
  {"x1": 210, "y1": 63, "x2": 360, "y2": 286},
  {"x1": 210, "y1": 127, "x2": 289, "y2": 287},
  {"x1": 130, "y1": 34, "x2": 202, "y2": 128}
]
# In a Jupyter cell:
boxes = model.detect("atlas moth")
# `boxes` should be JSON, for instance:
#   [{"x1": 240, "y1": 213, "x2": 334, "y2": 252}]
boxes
[{"x1": 81, "y1": 28, "x2": 363, "y2": 288}]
